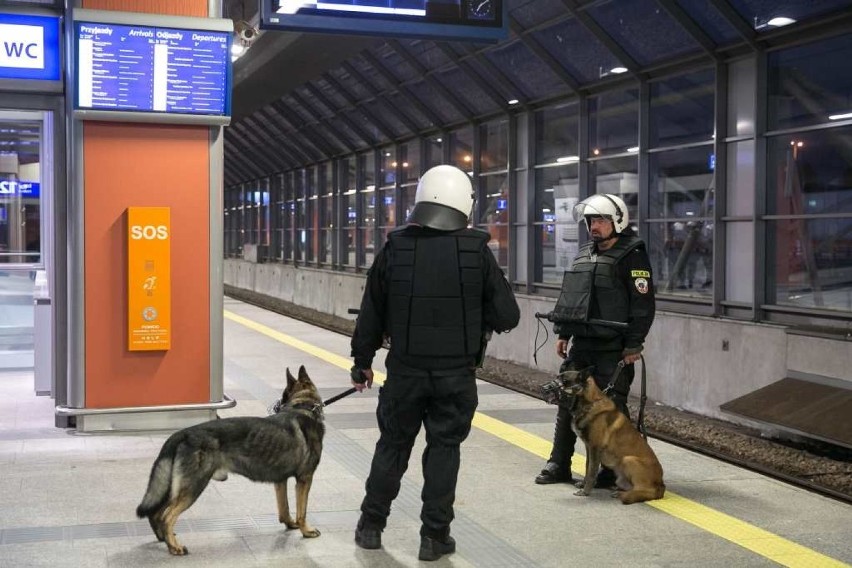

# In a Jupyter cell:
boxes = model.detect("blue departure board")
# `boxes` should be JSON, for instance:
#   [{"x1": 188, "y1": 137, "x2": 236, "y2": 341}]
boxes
[{"x1": 74, "y1": 21, "x2": 231, "y2": 116}]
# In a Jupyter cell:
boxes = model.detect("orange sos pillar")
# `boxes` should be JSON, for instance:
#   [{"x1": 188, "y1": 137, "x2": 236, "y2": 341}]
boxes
[{"x1": 62, "y1": 0, "x2": 233, "y2": 431}]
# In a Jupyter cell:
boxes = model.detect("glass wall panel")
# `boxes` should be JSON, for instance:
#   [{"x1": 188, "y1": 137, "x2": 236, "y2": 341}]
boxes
[
  {"x1": 648, "y1": 147, "x2": 715, "y2": 296},
  {"x1": 400, "y1": 186, "x2": 416, "y2": 225},
  {"x1": 480, "y1": 119, "x2": 508, "y2": 173},
  {"x1": 400, "y1": 139, "x2": 420, "y2": 183},
  {"x1": 768, "y1": 218, "x2": 852, "y2": 312},
  {"x1": 319, "y1": 161, "x2": 335, "y2": 265},
  {"x1": 305, "y1": 167, "x2": 318, "y2": 263},
  {"x1": 649, "y1": 68, "x2": 715, "y2": 147},
  {"x1": 425, "y1": 135, "x2": 444, "y2": 169},
  {"x1": 535, "y1": 102, "x2": 579, "y2": 165},
  {"x1": 589, "y1": 88, "x2": 639, "y2": 157},
  {"x1": 379, "y1": 146, "x2": 396, "y2": 187},
  {"x1": 295, "y1": 170, "x2": 306, "y2": 262},
  {"x1": 535, "y1": 164, "x2": 579, "y2": 284},
  {"x1": 478, "y1": 173, "x2": 509, "y2": 270},
  {"x1": 283, "y1": 172, "x2": 295, "y2": 261},
  {"x1": 379, "y1": 189, "x2": 396, "y2": 242},
  {"x1": 768, "y1": 35, "x2": 852, "y2": 130},
  {"x1": 766, "y1": 127, "x2": 852, "y2": 216},
  {"x1": 589, "y1": 156, "x2": 639, "y2": 225},
  {"x1": 450, "y1": 127, "x2": 474, "y2": 172},
  {"x1": 359, "y1": 152, "x2": 377, "y2": 267}
]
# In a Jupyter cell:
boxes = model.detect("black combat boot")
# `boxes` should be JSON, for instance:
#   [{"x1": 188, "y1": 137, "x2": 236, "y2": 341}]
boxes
[
  {"x1": 418, "y1": 534, "x2": 456, "y2": 561},
  {"x1": 354, "y1": 517, "x2": 382, "y2": 550},
  {"x1": 534, "y1": 461, "x2": 573, "y2": 485}
]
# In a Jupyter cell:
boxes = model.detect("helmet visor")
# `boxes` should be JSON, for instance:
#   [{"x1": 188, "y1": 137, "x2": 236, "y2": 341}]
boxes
[{"x1": 572, "y1": 198, "x2": 613, "y2": 224}]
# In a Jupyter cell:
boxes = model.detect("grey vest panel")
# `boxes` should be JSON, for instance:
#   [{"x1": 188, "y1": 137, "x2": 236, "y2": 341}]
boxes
[{"x1": 387, "y1": 229, "x2": 486, "y2": 358}]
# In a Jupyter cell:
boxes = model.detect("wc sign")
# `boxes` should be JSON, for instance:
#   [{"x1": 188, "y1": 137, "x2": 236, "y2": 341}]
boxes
[{"x1": 0, "y1": 13, "x2": 61, "y2": 81}]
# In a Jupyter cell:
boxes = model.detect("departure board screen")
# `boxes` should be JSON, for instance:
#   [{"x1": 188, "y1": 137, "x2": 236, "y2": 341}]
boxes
[
  {"x1": 74, "y1": 21, "x2": 231, "y2": 116},
  {"x1": 259, "y1": 0, "x2": 506, "y2": 42}
]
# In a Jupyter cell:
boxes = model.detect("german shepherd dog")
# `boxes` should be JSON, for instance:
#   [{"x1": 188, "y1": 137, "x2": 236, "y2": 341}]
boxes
[
  {"x1": 563, "y1": 369, "x2": 665, "y2": 504},
  {"x1": 136, "y1": 366, "x2": 325, "y2": 555}
]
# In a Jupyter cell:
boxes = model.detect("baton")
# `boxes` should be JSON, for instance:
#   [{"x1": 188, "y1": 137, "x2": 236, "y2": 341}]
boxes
[{"x1": 534, "y1": 311, "x2": 629, "y2": 329}]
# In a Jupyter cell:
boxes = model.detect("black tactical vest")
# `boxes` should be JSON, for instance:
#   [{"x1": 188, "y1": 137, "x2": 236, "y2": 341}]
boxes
[
  {"x1": 553, "y1": 235, "x2": 644, "y2": 339},
  {"x1": 387, "y1": 228, "x2": 487, "y2": 359}
]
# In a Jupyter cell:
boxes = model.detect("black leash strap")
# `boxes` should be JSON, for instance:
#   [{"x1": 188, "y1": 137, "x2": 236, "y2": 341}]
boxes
[
  {"x1": 323, "y1": 387, "x2": 358, "y2": 407},
  {"x1": 601, "y1": 360, "x2": 625, "y2": 395},
  {"x1": 637, "y1": 354, "x2": 648, "y2": 439},
  {"x1": 601, "y1": 357, "x2": 648, "y2": 439}
]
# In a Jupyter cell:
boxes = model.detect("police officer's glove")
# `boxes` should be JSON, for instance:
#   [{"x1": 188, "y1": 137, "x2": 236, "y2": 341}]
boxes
[
  {"x1": 351, "y1": 365, "x2": 367, "y2": 384},
  {"x1": 621, "y1": 346, "x2": 643, "y2": 364},
  {"x1": 350, "y1": 366, "x2": 374, "y2": 392}
]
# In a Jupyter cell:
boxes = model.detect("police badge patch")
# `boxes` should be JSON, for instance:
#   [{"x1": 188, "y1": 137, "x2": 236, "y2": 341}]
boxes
[{"x1": 634, "y1": 277, "x2": 649, "y2": 294}]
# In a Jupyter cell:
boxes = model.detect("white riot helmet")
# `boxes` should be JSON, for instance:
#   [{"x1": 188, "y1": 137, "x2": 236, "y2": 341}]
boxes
[
  {"x1": 572, "y1": 193, "x2": 629, "y2": 234},
  {"x1": 408, "y1": 165, "x2": 474, "y2": 231}
]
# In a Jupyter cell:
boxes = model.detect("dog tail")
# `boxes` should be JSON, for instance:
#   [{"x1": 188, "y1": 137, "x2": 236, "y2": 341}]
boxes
[{"x1": 136, "y1": 435, "x2": 181, "y2": 518}]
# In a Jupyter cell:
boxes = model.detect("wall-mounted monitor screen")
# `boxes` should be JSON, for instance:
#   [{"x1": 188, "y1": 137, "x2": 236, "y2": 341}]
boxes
[
  {"x1": 71, "y1": 9, "x2": 233, "y2": 125},
  {"x1": 259, "y1": 0, "x2": 506, "y2": 42}
]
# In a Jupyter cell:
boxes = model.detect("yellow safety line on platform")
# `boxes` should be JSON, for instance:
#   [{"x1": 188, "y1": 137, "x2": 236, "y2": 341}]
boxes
[{"x1": 225, "y1": 309, "x2": 849, "y2": 568}]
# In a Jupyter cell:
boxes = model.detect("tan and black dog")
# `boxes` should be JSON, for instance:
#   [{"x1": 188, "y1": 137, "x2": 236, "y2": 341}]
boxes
[
  {"x1": 136, "y1": 366, "x2": 325, "y2": 555},
  {"x1": 563, "y1": 372, "x2": 665, "y2": 504}
]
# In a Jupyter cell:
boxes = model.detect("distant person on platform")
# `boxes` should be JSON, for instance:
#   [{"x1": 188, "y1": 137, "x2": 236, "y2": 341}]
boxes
[{"x1": 350, "y1": 165, "x2": 520, "y2": 561}]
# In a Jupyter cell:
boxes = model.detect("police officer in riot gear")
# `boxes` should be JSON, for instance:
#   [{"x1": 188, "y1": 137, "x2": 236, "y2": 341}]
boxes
[
  {"x1": 535, "y1": 193, "x2": 655, "y2": 487},
  {"x1": 351, "y1": 164, "x2": 520, "y2": 561}
]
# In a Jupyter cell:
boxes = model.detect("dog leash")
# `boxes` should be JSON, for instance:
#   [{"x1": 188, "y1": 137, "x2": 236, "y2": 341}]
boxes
[
  {"x1": 323, "y1": 387, "x2": 357, "y2": 406},
  {"x1": 601, "y1": 359, "x2": 648, "y2": 440}
]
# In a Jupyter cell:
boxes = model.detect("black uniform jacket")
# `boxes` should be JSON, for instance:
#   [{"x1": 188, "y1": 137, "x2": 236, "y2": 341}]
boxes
[{"x1": 351, "y1": 225, "x2": 520, "y2": 374}]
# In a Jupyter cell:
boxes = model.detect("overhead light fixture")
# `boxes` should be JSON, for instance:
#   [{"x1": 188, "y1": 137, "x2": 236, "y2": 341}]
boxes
[
  {"x1": 435, "y1": 137, "x2": 442, "y2": 143},
  {"x1": 767, "y1": 16, "x2": 796, "y2": 27},
  {"x1": 508, "y1": 99, "x2": 519, "y2": 105},
  {"x1": 610, "y1": 67, "x2": 628, "y2": 74},
  {"x1": 556, "y1": 156, "x2": 579, "y2": 163},
  {"x1": 829, "y1": 112, "x2": 852, "y2": 120},
  {"x1": 627, "y1": 146, "x2": 639, "y2": 153}
]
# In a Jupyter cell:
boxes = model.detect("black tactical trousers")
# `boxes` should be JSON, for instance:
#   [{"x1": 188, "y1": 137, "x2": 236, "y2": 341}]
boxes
[
  {"x1": 548, "y1": 349, "x2": 634, "y2": 468},
  {"x1": 360, "y1": 369, "x2": 478, "y2": 538}
]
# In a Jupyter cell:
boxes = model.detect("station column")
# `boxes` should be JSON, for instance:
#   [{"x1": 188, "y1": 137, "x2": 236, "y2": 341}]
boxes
[{"x1": 59, "y1": 0, "x2": 231, "y2": 431}]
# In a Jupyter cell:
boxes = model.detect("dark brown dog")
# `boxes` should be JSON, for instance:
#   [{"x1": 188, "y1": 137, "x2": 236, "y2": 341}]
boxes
[
  {"x1": 136, "y1": 366, "x2": 325, "y2": 554},
  {"x1": 564, "y1": 374, "x2": 665, "y2": 504}
]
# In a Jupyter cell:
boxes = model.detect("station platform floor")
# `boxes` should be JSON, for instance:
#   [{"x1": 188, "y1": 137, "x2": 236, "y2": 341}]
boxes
[{"x1": 0, "y1": 297, "x2": 850, "y2": 567}]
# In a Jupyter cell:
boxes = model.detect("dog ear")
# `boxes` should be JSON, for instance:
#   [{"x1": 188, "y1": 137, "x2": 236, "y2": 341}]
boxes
[
  {"x1": 286, "y1": 368, "x2": 296, "y2": 389},
  {"x1": 298, "y1": 365, "x2": 309, "y2": 382}
]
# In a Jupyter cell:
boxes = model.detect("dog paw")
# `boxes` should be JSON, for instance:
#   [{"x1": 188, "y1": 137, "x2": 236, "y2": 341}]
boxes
[
  {"x1": 573, "y1": 489, "x2": 590, "y2": 497},
  {"x1": 280, "y1": 517, "x2": 299, "y2": 529},
  {"x1": 168, "y1": 545, "x2": 188, "y2": 556},
  {"x1": 301, "y1": 528, "x2": 321, "y2": 538},
  {"x1": 573, "y1": 480, "x2": 585, "y2": 489}
]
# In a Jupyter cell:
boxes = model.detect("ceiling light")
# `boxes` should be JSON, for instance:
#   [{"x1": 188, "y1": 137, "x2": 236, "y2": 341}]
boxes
[
  {"x1": 767, "y1": 16, "x2": 796, "y2": 27},
  {"x1": 508, "y1": 99, "x2": 519, "y2": 105},
  {"x1": 556, "y1": 156, "x2": 579, "y2": 163},
  {"x1": 627, "y1": 146, "x2": 639, "y2": 153},
  {"x1": 610, "y1": 67, "x2": 628, "y2": 74},
  {"x1": 829, "y1": 112, "x2": 852, "y2": 121},
  {"x1": 435, "y1": 138, "x2": 442, "y2": 143}
]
